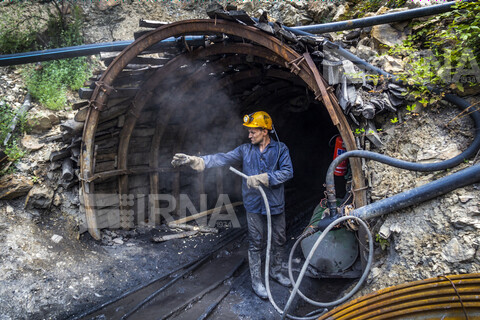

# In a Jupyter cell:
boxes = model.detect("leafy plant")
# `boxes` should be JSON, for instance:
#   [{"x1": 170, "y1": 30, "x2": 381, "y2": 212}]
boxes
[
  {"x1": 25, "y1": 57, "x2": 90, "y2": 110},
  {"x1": 21, "y1": 1, "x2": 91, "y2": 110},
  {"x1": 386, "y1": 1, "x2": 480, "y2": 107},
  {"x1": 0, "y1": 4, "x2": 38, "y2": 54},
  {"x1": 386, "y1": 0, "x2": 407, "y2": 8},
  {"x1": 354, "y1": 127, "x2": 365, "y2": 136},
  {"x1": 375, "y1": 233, "x2": 390, "y2": 251},
  {"x1": 0, "y1": 101, "x2": 27, "y2": 174},
  {"x1": 347, "y1": 0, "x2": 384, "y2": 19}
]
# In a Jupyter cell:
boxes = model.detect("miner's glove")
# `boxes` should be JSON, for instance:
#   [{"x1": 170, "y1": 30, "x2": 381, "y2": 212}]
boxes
[
  {"x1": 246, "y1": 173, "x2": 269, "y2": 189},
  {"x1": 171, "y1": 153, "x2": 205, "y2": 172}
]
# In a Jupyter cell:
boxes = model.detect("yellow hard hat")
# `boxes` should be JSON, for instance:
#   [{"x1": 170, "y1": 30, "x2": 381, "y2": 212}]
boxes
[{"x1": 242, "y1": 111, "x2": 273, "y2": 130}]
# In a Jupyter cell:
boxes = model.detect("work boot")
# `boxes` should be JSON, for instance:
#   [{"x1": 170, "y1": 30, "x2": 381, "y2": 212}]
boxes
[
  {"x1": 270, "y1": 247, "x2": 292, "y2": 287},
  {"x1": 248, "y1": 250, "x2": 268, "y2": 299}
]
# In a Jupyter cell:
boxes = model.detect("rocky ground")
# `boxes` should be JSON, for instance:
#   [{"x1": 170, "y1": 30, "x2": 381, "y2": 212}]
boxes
[
  {"x1": 1, "y1": 0, "x2": 479, "y2": 318},
  {"x1": 0, "y1": 203, "x2": 236, "y2": 320},
  {"x1": 356, "y1": 98, "x2": 480, "y2": 297}
]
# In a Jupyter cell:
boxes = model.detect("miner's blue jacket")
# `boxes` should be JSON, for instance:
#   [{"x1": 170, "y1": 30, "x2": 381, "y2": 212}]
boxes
[{"x1": 201, "y1": 139, "x2": 293, "y2": 215}]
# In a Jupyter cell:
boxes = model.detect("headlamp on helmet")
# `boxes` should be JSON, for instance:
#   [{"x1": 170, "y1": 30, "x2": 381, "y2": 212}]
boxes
[{"x1": 242, "y1": 111, "x2": 273, "y2": 131}]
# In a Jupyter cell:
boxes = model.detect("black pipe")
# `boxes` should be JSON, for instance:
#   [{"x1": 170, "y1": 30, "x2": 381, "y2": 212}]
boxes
[
  {"x1": 0, "y1": 36, "x2": 205, "y2": 67},
  {"x1": 351, "y1": 163, "x2": 480, "y2": 220},
  {"x1": 0, "y1": 1, "x2": 468, "y2": 67},
  {"x1": 325, "y1": 145, "x2": 480, "y2": 214},
  {"x1": 321, "y1": 40, "x2": 480, "y2": 214},
  {"x1": 319, "y1": 41, "x2": 394, "y2": 79},
  {"x1": 292, "y1": 1, "x2": 467, "y2": 34},
  {"x1": 0, "y1": 41, "x2": 132, "y2": 66}
]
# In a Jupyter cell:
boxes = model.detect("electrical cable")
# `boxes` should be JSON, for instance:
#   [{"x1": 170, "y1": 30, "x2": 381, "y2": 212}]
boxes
[
  {"x1": 285, "y1": 217, "x2": 373, "y2": 313},
  {"x1": 229, "y1": 167, "x2": 373, "y2": 320},
  {"x1": 308, "y1": 39, "x2": 480, "y2": 216},
  {"x1": 272, "y1": 124, "x2": 281, "y2": 171}
]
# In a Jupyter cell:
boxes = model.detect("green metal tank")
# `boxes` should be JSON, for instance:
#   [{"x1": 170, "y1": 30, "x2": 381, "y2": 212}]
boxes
[{"x1": 301, "y1": 203, "x2": 358, "y2": 274}]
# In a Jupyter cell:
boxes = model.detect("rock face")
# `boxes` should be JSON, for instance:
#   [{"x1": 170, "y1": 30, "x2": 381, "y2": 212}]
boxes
[
  {"x1": 25, "y1": 185, "x2": 54, "y2": 209},
  {"x1": 371, "y1": 55, "x2": 405, "y2": 74},
  {"x1": 95, "y1": 0, "x2": 121, "y2": 11},
  {"x1": 442, "y1": 237, "x2": 476, "y2": 263},
  {"x1": 27, "y1": 108, "x2": 60, "y2": 134},
  {"x1": 21, "y1": 135, "x2": 44, "y2": 152},
  {"x1": 0, "y1": 175, "x2": 33, "y2": 200},
  {"x1": 371, "y1": 24, "x2": 407, "y2": 49},
  {"x1": 357, "y1": 101, "x2": 480, "y2": 296}
]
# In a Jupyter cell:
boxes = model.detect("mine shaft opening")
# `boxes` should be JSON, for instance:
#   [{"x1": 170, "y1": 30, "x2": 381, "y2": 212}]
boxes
[
  {"x1": 137, "y1": 53, "x2": 352, "y2": 312},
  {"x1": 82, "y1": 21, "x2": 366, "y2": 241},
  {"x1": 78, "y1": 21, "x2": 367, "y2": 316},
  {"x1": 126, "y1": 54, "x2": 341, "y2": 228}
]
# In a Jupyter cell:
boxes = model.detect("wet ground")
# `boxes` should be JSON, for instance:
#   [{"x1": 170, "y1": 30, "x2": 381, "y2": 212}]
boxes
[{"x1": 0, "y1": 197, "x2": 357, "y2": 320}]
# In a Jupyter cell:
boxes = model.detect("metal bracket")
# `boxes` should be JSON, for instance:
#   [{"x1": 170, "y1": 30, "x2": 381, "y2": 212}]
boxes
[
  {"x1": 95, "y1": 81, "x2": 117, "y2": 96},
  {"x1": 285, "y1": 56, "x2": 304, "y2": 75},
  {"x1": 87, "y1": 99, "x2": 106, "y2": 111}
]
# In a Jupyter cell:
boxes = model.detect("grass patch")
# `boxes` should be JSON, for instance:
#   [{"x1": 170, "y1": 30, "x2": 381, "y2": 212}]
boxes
[
  {"x1": 1, "y1": 1, "x2": 93, "y2": 110},
  {"x1": 25, "y1": 57, "x2": 90, "y2": 110}
]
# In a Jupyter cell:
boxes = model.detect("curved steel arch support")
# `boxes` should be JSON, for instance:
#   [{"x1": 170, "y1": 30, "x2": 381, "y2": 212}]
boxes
[{"x1": 81, "y1": 19, "x2": 365, "y2": 239}]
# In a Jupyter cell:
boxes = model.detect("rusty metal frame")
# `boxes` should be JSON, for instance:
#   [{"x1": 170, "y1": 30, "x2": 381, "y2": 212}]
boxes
[{"x1": 81, "y1": 19, "x2": 365, "y2": 239}]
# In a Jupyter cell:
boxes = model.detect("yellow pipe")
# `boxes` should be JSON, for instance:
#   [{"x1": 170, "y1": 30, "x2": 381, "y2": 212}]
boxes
[{"x1": 318, "y1": 274, "x2": 480, "y2": 320}]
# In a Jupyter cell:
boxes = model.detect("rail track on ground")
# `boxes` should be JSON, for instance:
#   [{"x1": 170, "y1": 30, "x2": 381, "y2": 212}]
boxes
[
  {"x1": 70, "y1": 194, "x2": 318, "y2": 320},
  {"x1": 73, "y1": 227, "x2": 248, "y2": 320}
]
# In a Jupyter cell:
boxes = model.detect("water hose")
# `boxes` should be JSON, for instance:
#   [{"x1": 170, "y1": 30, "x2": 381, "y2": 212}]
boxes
[
  {"x1": 320, "y1": 41, "x2": 480, "y2": 214},
  {"x1": 229, "y1": 167, "x2": 373, "y2": 319},
  {"x1": 283, "y1": 216, "x2": 374, "y2": 319}
]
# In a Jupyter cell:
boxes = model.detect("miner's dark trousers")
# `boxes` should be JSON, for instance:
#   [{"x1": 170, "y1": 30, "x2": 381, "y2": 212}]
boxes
[{"x1": 246, "y1": 211, "x2": 286, "y2": 253}]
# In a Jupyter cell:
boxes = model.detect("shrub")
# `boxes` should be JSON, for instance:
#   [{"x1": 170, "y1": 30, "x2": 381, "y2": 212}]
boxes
[
  {"x1": 386, "y1": 1, "x2": 480, "y2": 106},
  {"x1": 0, "y1": 5, "x2": 38, "y2": 54},
  {"x1": 0, "y1": 101, "x2": 27, "y2": 172},
  {"x1": 25, "y1": 57, "x2": 90, "y2": 110},
  {"x1": 22, "y1": 2, "x2": 91, "y2": 110}
]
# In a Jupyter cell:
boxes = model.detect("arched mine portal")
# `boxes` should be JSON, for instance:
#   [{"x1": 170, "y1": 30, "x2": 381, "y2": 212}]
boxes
[{"x1": 77, "y1": 19, "x2": 366, "y2": 240}]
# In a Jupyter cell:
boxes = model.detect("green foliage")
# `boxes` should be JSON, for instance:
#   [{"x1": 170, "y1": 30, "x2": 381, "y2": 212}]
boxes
[
  {"x1": 0, "y1": 5, "x2": 38, "y2": 54},
  {"x1": 348, "y1": 0, "x2": 383, "y2": 18},
  {"x1": 375, "y1": 233, "x2": 390, "y2": 251},
  {"x1": 354, "y1": 127, "x2": 365, "y2": 136},
  {"x1": 25, "y1": 57, "x2": 90, "y2": 110},
  {"x1": 353, "y1": 127, "x2": 383, "y2": 136},
  {"x1": 19, "y1": 1, "x2": 91, "y2": 110},
  {"x1": 387, "y1": 1, "x2": 480, "y2": 107},
  {"x1": 347, "y1": 0, "x2": 406, "y2": 19},
  {"x1": 0, "y1": 102, "x2": 27, "y2": 168},
  {"x1": 386, "y1": 0, "x2": 407, "y2": 8},
  {"x1": 45, "y1": 3, "x2": 85, "y2": 48}
]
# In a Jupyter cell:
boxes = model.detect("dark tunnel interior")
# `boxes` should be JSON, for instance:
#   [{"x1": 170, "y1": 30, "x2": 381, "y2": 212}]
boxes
[
  {"x1": 86, "y1": 35, "x2": 357, "y2": 232},
  {"x1": 139, "y1": 54, "x2": 345, "y2": 225}
]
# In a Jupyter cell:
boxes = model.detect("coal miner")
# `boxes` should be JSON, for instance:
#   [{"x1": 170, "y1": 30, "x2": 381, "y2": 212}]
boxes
[{"x1": 171, "y1": 111, "x2": 293, "y2": 299}]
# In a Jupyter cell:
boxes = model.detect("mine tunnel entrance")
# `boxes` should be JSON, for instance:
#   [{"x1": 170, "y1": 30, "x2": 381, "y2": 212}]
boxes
[
  {"x1": 73, "y1": 18, "x2": 368, "y2": 319},
  {"x1": 79, "y1": 20, "x2": 365, "y2": 239}
]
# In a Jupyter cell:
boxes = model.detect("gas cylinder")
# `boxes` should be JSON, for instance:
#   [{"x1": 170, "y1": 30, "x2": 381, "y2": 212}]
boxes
[{"x1": 333, "y1": 136, "x2": 347, "y2": 176}]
